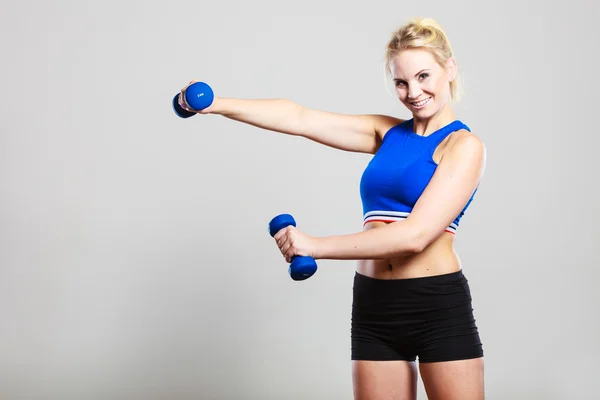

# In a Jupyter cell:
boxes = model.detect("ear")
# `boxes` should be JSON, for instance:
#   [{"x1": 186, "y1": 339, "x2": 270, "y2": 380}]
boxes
[{"x1": 445, "y1": 57, "x2": 457, "y2": 82}]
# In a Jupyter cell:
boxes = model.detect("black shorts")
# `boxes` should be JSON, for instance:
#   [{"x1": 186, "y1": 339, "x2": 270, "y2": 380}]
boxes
[{"x1": 351, "y1": 270, "x2": 484, "y2": 363}]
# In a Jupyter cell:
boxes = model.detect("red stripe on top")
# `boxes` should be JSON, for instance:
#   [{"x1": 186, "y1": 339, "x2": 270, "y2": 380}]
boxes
[
  {"x1": 363, "y1": 220, "x2": 457, "y2": 235},
  {"x1": 363, "y1": 219, "x2": 398, "y2": 226}
]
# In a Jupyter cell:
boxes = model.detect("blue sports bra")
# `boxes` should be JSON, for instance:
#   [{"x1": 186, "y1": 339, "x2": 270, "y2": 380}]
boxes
[{"x1": 359, "y1": 118, "x2": 476, "y2": 234}]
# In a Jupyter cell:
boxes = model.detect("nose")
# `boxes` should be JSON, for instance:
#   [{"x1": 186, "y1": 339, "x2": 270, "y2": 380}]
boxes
[{"x1": 407, "y1": 84, "x2": 422, "y2": 99}]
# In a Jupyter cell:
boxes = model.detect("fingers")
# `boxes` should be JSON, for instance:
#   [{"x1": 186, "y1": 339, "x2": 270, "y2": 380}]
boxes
[
  {"x1": 281, "y1": 240, "x2": 292, "y2": 261},
  {"x1": 274, "y1": 226, "x2": 295, "y2": 262},
  {"x1": 275, "y1": 230, "x2": 290, "y2": 254},
  {"x1": 178, "y1": 91, "x2": 188, "y2": 111},
  {"x1": 178, "y1": 80, "x2": 199, "y2": 111},
  {"x1": 273, "y1": 225, "x2": 290, "y2": 242}
]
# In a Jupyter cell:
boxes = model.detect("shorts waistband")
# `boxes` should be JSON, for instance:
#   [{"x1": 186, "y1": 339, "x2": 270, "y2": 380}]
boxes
[
  {"x1": 353, "y1": 269, "x2": 469, "y2": 302},
  {"x1": 355, "y1": 269, "x2": 464, "y2": 284}
]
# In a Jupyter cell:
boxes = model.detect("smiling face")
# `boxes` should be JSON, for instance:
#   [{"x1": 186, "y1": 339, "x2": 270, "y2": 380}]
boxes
[{"x1": 389, "y1": 47, "x2": 456, "y2": 119}]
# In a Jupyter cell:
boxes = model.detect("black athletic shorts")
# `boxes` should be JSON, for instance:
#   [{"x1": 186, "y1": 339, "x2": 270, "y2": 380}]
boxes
[{"x1": 351, "y1": 269, "x2": 484, "y2": 363}]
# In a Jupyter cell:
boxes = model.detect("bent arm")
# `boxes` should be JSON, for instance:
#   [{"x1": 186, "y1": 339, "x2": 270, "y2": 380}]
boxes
[
  {"x1": 208, "y1": 97, "x2": 401, "y2": 154},
  {"x1": 314, "y1": 134, "x2": 486, "y2": 260}
]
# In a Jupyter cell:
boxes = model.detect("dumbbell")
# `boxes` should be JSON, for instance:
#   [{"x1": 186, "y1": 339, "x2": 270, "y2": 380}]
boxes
[
  {"x1": 268, "y1": 214, "x2": 318, "y2": 281},
  {"x1": 172, "y1": 82, "x2": 214, "y2": 118}
]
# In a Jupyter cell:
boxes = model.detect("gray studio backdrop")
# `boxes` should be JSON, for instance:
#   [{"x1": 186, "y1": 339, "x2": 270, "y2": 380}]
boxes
[{"x1": 1, "y1": 0, "x2": 598, "y2": 399}]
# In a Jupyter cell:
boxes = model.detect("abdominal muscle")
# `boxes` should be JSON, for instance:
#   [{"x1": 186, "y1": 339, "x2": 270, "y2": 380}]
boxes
[{"x1": 355, "y1": 221, "x2": 462, "y2": 279}]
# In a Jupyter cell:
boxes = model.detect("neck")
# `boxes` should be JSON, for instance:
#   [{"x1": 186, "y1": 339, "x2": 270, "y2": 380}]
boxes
[{"x1": 411, "y1": 102, "x2": 456, "y2": 137}]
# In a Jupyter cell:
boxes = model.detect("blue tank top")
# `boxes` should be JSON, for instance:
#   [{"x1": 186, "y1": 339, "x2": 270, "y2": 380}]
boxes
[{"x1": 359, "y1": 118, "x2": 476, "y2": 234}]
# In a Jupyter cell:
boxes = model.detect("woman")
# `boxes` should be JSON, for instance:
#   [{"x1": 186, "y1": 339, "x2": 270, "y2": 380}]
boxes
[{"x1": 180, "y1": 17, "x2": 486, "y2": 400}]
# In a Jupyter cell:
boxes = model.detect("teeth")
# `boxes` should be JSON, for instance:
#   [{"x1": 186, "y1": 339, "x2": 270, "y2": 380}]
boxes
[{"x1": 412, "y1": 97, "x2": 431, "y2": 107}]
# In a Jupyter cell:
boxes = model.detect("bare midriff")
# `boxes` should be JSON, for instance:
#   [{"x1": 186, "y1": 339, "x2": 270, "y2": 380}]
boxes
[{"x1": 355, "y1": 221, "x2": 462, "y2": 279}]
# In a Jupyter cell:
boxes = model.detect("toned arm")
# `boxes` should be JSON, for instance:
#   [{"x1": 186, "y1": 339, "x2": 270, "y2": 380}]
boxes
[{"x1": 209, "y1": 97, "x2": 402, "y2": 154}]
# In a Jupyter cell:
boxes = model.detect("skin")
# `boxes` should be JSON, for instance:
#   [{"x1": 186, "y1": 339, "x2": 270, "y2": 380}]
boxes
[{"x1": 179, "y1": 47, "x2": 486, "y2": 400}]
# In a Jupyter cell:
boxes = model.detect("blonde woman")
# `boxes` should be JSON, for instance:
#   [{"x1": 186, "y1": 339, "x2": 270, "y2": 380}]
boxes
[{"x1": 180, "y1": 17, "x2": 486, "y2": 400}]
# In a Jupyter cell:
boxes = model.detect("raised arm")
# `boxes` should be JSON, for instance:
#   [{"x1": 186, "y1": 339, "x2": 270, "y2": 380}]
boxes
[{"x1": 192, "y1": 94, "x2": 402, "y2": 154}]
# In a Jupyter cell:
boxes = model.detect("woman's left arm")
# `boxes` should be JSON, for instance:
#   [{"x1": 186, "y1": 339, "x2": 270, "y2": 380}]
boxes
[{"x1": 274, "y1": 134, "x2": 486, "y2": 261}]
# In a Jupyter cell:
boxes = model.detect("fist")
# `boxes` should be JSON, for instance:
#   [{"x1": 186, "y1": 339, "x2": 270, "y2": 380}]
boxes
[{"x1": 273, "y1": 225, "x2": 317, "y2": 263}]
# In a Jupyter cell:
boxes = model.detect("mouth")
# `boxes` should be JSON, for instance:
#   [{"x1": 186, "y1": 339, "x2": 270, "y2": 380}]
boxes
[{"x1": 410, "y1": 97, "x2": 432, "y2": 108}]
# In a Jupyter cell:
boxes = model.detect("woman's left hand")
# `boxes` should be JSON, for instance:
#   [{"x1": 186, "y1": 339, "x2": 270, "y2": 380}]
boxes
[{"x1": 273, "y1": 225, "x2": 319, "y2": 263}]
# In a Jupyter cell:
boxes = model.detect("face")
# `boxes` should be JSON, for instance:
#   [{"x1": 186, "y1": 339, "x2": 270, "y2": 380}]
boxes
[{"x1": 389, "y1": 48, "x2": 456, "y2": 119}]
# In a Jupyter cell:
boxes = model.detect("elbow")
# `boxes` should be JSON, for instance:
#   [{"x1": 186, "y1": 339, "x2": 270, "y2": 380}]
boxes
[
  {"x1": 390, "y1": 236, "x2": 426, "y2": 257},
  {"x1": 385, "y1": 222, "x2": 433, "y2": 257},
  {"x1": 409, "y1": 231, "x2": 431, "y2": 254},
  {"x1": 410, "y1": 239, "x2": 427, "y2": 254}
]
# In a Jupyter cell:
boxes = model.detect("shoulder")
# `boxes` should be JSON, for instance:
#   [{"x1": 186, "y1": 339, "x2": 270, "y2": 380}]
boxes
[
  {"x1": 442, "y1": 129, "x2": 486, "y2": 165},
  {"x1": 371, "y1": 115, "x2": 407, "y2": 141}
]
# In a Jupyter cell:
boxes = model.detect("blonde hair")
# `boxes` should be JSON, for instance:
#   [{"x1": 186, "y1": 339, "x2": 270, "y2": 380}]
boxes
[{"x1": 384, "y1": 17, "x2": 463, "y2": 102}]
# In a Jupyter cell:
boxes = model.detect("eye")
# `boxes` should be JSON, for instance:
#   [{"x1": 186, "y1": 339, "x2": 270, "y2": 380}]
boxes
[
  {"x1": 395, "y1": 80, "x2": 406, "y2": 87},
  {"x1": 419, "y1": 73, "x2": 429, "y2": 80}
]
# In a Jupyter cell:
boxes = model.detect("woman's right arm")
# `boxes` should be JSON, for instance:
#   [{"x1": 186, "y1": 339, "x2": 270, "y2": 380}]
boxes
[{"x1": 206, "y1": 97, "x2": 403, "y2": 154}]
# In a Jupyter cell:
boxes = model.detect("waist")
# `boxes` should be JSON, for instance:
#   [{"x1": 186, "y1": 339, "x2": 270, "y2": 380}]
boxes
[{"x1": 357, "y1": 221, "x2": 460, "y2": 279}]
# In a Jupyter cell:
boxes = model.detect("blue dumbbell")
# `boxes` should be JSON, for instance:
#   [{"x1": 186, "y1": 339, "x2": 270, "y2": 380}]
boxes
[
  {"x1": 268, "y1": 214, "x2": 318, "y2": 281},
  {"x1": 172, "y1": 82, "x2": 214, "y2": 118}
]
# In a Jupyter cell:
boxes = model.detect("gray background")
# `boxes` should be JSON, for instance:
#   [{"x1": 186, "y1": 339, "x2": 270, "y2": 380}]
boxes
[{"x1": 1, "y1": 0, "x2": 598, "y2": 399}]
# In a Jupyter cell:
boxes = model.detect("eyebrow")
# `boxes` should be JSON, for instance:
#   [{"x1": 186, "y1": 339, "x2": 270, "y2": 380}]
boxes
[{"x1": 393, "y1": 69, "x2": 431, "y2": 82}]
